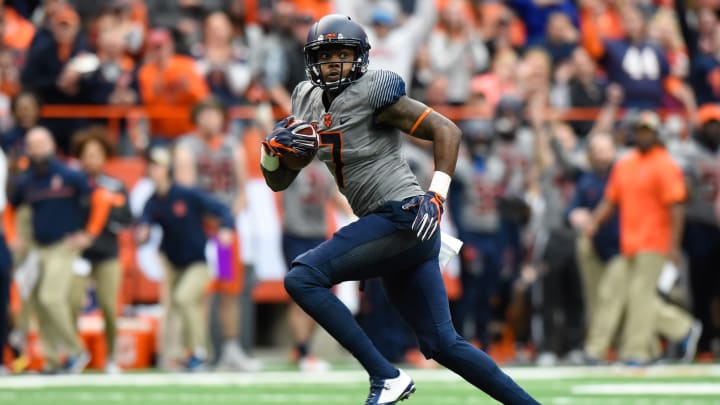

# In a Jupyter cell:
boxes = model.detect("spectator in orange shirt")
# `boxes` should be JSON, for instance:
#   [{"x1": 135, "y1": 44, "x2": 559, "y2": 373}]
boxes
[
  {"x1": 584, "y1": 111, "x2": 701, "y2": 365},
  {"x1": 0, "y1": 5, "x2": 35, "y2": 53},
  {"x1": 290, "y1": 0, "x2": 333, "y2": 22},
  {"x1": 137, "y1": 28, "x2": 208, "y2": 145}
]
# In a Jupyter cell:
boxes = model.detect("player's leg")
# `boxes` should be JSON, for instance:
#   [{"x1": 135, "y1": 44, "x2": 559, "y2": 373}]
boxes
[
  {"x1": 284, "y1": 213, "x2": 421, "y2": 379},
  {"x1": 383, "y1": 256, "x2": 540, "y2": 405},
  {"x1": 282, "y1": 233, "x2": 330, "y2": 371}
]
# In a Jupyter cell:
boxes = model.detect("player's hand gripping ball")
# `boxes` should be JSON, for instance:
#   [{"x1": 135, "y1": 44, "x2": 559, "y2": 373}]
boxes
[{"x1": 262, "y1": 116, "x2": 319, "y2": 170}]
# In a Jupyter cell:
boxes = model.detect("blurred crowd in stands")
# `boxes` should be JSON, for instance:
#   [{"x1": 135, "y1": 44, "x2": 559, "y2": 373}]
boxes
[{"x1": 0, "y1": 0, "x2": 719, "y2": 375}]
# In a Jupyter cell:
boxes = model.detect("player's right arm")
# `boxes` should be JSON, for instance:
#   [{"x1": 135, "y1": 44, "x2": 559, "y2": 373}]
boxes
[
  {"x1": 261, "y1": 85, "x2": 311, "y2": 192},
  {"x1": 260, "y1": 144, "x2": 301, "y2": 192}
]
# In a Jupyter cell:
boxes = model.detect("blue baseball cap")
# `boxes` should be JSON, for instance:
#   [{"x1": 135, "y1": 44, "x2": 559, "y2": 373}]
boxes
[{"x1": 372, "y1": 8, "x2": 396, "y2": 26}]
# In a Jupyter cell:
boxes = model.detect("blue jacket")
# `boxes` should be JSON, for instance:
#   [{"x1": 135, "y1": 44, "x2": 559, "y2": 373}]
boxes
[
  {"x1": 10, "y1": 159, "x2": 92, "y2": 245},
  {"x1": 140, "y1": 184, "x2": 235, "y2": 268},
  {"x1": 21, "y1": 28, "x2": 92, "y2": 105},
  {"x1": 566, "y1": 169, "x2": 620, "y2": 262},
  {"x1": 691, "y1": 55, "x2": 720, "y2": 105},
  {"x1": 508, "y1": 0, "x2": 578, "y2": 46}
]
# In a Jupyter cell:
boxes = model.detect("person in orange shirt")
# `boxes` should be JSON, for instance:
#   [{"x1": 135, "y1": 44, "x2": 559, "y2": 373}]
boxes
[
  {"x1": 0, "y1": 5, "x2": 35, "y2": 52},
  {"x1": 137, "y1": 28, "x2": 208, "y2": 145},
  {"x1": 289, "y1": 0, "x2": 333, "y2": 22},
  {"x1": 584, "y1": 111, "x2": 701, "y2": 365}
]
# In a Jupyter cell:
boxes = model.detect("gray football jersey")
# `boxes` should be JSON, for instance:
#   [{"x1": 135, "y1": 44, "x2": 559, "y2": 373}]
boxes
[
  {"x1": 282, "y1": 159, "x2": 336, "y2": 238},
  {"x1": 401, "y1": 140, "x2": 433, "y2": 189},
  {"x1": 671, "y1": 139, "x2": 720, "y2": 225},
  {"x1": 291, "y1": 70, "x2": 423, "y2": 216},
  {"x1": 177, "y1": 134, "x2": 239, "y2": 208},
  {"x1": 453, "y1": 152, "x2": 502, "y2": 233}
]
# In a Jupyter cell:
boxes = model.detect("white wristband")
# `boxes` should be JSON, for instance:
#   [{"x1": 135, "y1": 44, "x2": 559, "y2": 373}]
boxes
[
  {"x1": 260, "y1": 145, "x2": 280, "y2": 171},
  {"x1": 429, "y1": 171, "x2": 451, "y2": 198}
]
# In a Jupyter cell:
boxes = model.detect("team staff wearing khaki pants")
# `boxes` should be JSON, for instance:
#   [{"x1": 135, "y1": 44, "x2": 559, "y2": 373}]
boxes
[
  {"x1": 585, "y1": 113, "x2": 699, "y2": 363},
  {"x1": 33, "y1": 241, "x2": 85, "y2": 367},
  {"x1": 576, "y1": 236, "x2": 608, "y2": 323},
  {"x1": 70, "y1": 259, "x2": 122, "y2": 357},
  {"x1": 585, "y1": 252, "x2": 692, "y2": 362},
  {"x1": 162, "y1": 261, "x2": 211, "y2": 359}
]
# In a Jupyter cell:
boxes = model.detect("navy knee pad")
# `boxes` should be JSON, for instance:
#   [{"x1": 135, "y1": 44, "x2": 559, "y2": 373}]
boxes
[{"x1": 284, "y1": 263, "x2": 332, "y2": 299}]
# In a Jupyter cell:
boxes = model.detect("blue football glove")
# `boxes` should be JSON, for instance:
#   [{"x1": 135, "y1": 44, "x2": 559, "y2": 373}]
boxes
[
  {"x1": 402, "y1": 191, "x2": 446, "y2": 241},
  {"x1": 262, "y1": 116, "x2": 317, "y2": 158}
]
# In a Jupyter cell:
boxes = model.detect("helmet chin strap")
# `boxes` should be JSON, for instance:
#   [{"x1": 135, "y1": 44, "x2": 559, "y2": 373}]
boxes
[{"x1": 323, "y1": 77, "x2": 353, "y2": 94}]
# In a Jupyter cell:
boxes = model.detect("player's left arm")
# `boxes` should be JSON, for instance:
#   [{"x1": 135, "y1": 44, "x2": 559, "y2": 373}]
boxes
[
  {"x1": 376, "y1": 95, "x2": 462, "y2": 240},
  {"x1": 376, "y1": 95, "x2": 462, "y2": 179}
]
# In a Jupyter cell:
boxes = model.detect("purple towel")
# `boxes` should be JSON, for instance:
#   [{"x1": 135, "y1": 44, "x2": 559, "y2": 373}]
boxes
[{"x1": 214, "y1": 237, "x2": 234, "y2": 281}]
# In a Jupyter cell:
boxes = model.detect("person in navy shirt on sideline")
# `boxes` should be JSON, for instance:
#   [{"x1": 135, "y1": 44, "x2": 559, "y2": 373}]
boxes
[
  {"x1": 136, "y1": 146, "x2": 235, "y2": 371},
  {"x1": 7, "y1": 126, "x2": 103, "y2": 373},
  {"x1": 566, "y1": 132, "x2": 620, "y2": 325}
]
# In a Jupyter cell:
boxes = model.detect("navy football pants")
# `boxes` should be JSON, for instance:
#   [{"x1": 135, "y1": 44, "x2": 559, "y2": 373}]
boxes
[{"x1": 284, "y1": 200, "x2": 538, "y2": 404}]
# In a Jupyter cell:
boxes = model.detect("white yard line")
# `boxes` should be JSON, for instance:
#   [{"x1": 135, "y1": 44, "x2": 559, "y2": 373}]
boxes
[
  {"x1": 0, "y1": 365, "x2": 718, "y2": 389},
  {"x1": 572, "y1": 383, "x2": 720, "y2": 395}
]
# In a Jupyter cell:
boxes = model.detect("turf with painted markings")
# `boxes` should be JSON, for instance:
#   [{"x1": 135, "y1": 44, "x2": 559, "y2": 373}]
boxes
[{"x1": 0, "y1": 365, "x2": 718, "y2": 404}]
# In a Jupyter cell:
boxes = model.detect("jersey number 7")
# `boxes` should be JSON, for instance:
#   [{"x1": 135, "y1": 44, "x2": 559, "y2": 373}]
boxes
[{"x1": 319, "y1": 131, "x2": 345, "y2": 189}]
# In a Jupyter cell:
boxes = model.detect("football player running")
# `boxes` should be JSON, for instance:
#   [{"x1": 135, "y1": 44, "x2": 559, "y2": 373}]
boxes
[{"x1": 261, "y1": 14, "x2": 539, "y2": 405}]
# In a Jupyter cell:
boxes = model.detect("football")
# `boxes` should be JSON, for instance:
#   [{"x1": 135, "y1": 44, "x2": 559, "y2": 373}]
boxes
[{"x1": 279, "y1": 119, "x2": 319, "y2": 170}]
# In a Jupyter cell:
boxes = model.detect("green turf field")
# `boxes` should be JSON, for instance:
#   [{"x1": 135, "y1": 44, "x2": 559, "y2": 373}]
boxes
[{"x1": 1, "y1": 365, "x2": 719, "y2": 404}]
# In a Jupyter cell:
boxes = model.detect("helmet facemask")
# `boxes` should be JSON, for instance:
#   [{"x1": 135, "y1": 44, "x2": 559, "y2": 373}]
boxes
[{"x1": 305, "y1": 41, "x2": 368, "y2": 94}]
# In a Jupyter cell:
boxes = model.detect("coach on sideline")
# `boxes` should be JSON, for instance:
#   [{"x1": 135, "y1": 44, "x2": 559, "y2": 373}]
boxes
[
  {"x1": 7, "y1": 126, "x2": 106, "y2": 373},
  {"x1": 583, "y1": 111, "x2": 700, "y2": 365},
  {"x1": 137, "y1": 147, "x2": 236, "y2": 371}
]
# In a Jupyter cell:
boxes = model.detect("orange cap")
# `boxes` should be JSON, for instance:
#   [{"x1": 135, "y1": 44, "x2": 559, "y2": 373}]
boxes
[
  {"x1": 52, "y1": 5, "x2": 80, "y2": 26},
  {"x1": 697, "y1": 104, "x2": 720, "y2": 125}
]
